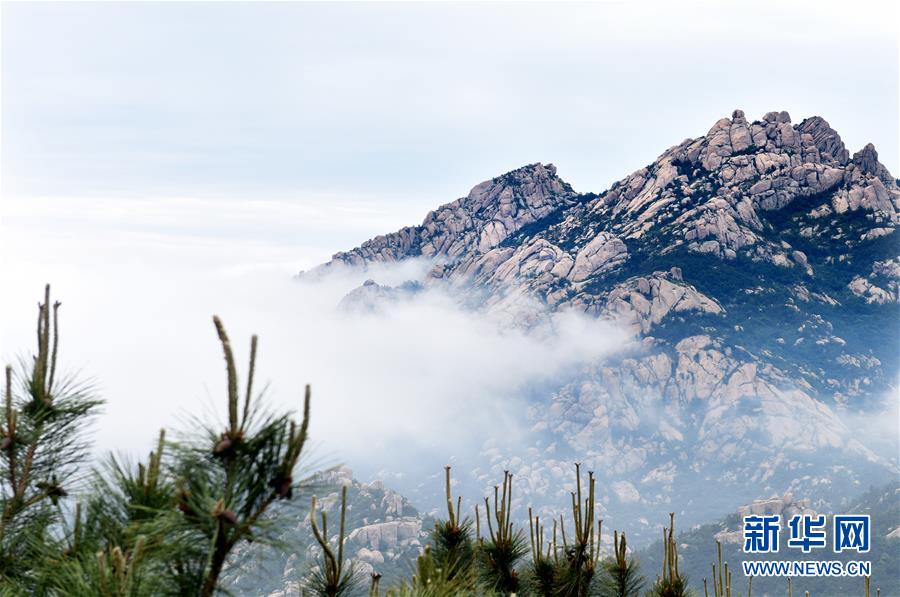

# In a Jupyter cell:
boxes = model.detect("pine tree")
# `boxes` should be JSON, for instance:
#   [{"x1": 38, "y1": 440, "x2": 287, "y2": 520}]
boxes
[
  {"x1": 475, "y1": 470, "x2": 527, "y2": 595},
  {"x1": 430, "y1": 466, "x2": 475, "y2": 588},
  {"x1": 596, "y1": 529, "x2": 644, "y2": 597},
  {"x1": 522, "y1": 505, "x2": 555, "y2": 596},
  {"x1": 0, "y1": 285, "x2": 102, "y2": 592},
  {"x1": 305, "y1": 485, "x2": 360, "y2": 596},
  {"x1": 17, "y1": 302, "x2": 318, "y2": 595},
  {"x1": 648, "y1": 513, "x2": 692, "y2": 597},
  {"x1": 160, "y1": 315, "x2": 314, "y2": 595},
  {"x1": 705, "y1": 540, "x2": 752, "y2": 597},
  {"x1": 554, "y1": 464, "x2": 604, "y2": 596}
]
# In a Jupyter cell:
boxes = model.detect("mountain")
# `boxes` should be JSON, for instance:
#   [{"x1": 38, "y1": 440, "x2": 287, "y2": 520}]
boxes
[{"x1": 310, "y1": 110, "x2": 899, "y2": 533}]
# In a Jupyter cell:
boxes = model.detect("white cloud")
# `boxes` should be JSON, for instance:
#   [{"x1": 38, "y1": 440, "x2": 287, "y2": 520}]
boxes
[{"x1": 0, "y1": 197, "x2": 626, "y2": 478}]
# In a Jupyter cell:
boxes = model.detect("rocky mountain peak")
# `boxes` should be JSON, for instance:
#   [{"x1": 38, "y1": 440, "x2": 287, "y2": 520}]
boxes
[
  {"x1": 854, "y1": 142, "x2": 880, "y2": 169},
  {"x1": 314, "y1": 109, "x2": 897, "y2": 276},
  {"x1": 797, "y1": 116, "x2": 849, "y2": 166},
  {"x1": 317, "y1": 109, "x2": 898, "y2": 291},
  {"x1": 432, "y1": 161, "x2": 570, "y2": 230},
  {"x1": 311, "y1": 161, "x2": 577, "y2": 270},
  {"x1": 763, "y1": 109, "x2": 793, "y2": 124},
  {"x1": 310, "y1": 110, "x2": 898, "y2": 522},
  {"x1": 852, "y1": 142, "x2": 894, "y2": 184}
]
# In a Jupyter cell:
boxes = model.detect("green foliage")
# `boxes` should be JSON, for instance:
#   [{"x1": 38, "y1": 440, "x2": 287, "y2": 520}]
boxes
[
  {"x1": 0, "y1": 285, "x2": 102, "y2": 592},
  {"x1": 36, "y1": 434, "x2": 190, "y2": 596},
  {"x1": 647, "y1": 513, "x2": 692, "y2": 597},
  {"x1": 475, "y1": 471, "x2": 528, "y2": 595},
  {"x1": 521, "y1": 557, "x2": 557, "y2": 597},
  {"x1": 378, "y1": 464, "x2": 649, "y2": 597},
  {"x1": 378, "y1": 467, "x2": 480, "y2": 597},
  {"x1": 520, "y1": 464, "x2": 610, "y2": 597},
  {"x1": 152, "y1": 316, "x2": 312, "y2": 596},
  {"x1": 430, "y1": 466, "x2": 476, "y2": 587},
  {"x1": 47, "y1": 538, "x2": 153, "y2": 597},
  {"x1": 1, "y1": 286, "x2": 316, "y2": 595},
  {"x1": 521, "y1": 507, "x2": 556, "y2": 596},
  {"x1": 553, "y1": 465, "x2": 605, "y2": 596},
  {"x1": 304, "y1": 485, "x2": 361, "y2": 596},
  {"x1": 595, "y1": 530, "x2": 644, "y2": 597},
  {"x1": 385, "y1": 546, "x2": 475, "y2": 596}
]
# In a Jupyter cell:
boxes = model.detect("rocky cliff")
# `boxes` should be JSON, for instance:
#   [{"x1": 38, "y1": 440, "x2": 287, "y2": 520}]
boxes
[
  {"x1": 224, "y1": 468, "x2": 432, "y2": 596},
  {"x1": 312, "y1": 110, "x2": 899, "y2": 532}
]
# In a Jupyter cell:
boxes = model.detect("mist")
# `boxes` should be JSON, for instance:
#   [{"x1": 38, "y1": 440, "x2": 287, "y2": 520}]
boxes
[{"x1": 0, "y1": 195, "x2": 628, "y2": 488}]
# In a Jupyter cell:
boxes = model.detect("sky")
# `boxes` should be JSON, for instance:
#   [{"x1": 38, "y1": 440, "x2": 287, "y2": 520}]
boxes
[{"x1": 1, "y1": 0, "x2": 898, "y2": 471}]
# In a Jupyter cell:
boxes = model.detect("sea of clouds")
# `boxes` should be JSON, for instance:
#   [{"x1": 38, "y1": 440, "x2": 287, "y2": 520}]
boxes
[{"x1": 0, "y1": 195, "x2": 626, "y2": 487}]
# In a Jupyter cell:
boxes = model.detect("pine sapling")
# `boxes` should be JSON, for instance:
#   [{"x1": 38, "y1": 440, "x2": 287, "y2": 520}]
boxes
[
  {"x1": 429, "y1": 466, "x2": 475, "y2": 586},
  {"x1": 648, "y1": 513, "x2": 692, "y2": 597},
  {"x1": 596, "y1": 529, "x2": 644, "y2": 597},
  {"x1": 476, "y1": 470, "x2": 527, "y2": 595},
  {"x1": 306, "y1": 485, "x2": 358, "y2": 596},
  {"x1": 0, "y1": 285, "x2": 101, "y2": 588}
]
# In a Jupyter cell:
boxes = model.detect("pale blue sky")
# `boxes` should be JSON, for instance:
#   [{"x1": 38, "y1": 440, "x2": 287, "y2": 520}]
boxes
[
  {"x1": 0, "y1": 0, "x2": 898, "y2": 462},
  {"x1": 4, "y1": 1, "x2": 898, "y2": 213}
]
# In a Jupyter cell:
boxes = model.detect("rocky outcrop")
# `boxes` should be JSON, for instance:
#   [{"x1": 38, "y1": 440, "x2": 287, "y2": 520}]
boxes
[
  {"x1": 735, "y1": 492, "x2": 814, "y2": 519},
  {"x1": 600, "y1": 271, "x2": 722, "y2": 334},
  {"x1": 848, "y1": 257, "x2": 900, "y2": 304},
  {"x1": 347, "y1": 518, "x2": 423, "y2": 555},
  {"x1": 852, "y1": 143, "x2": 895, "y2": 186},
  {"x1": 313, "y1": 163, "x2": 577, "y2": 271},
  {"x1": 310, "y1": 109, "x2": 899, "y2": 534},
  {"x1": 338, "y1": 279, "x2": 423, "y2": 313},
  {"x1": 570, "y1": 233, "x2": 628, "y2": 282},
  {"x1": 714, "y1": 493, "x2": 817, "y2": 545},
  {"x1": 575, "y1": 109, "x2": 899, "y2": 264},
  {"x1": 224, "y1": 468, "x2": 430, "y2": 596}
]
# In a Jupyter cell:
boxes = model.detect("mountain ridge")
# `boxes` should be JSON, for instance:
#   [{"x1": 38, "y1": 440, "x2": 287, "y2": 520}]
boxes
[
  {"x1": 314, "y1": 109, "x2": 897, "y2": 276},
  {"x1": 308, "y1": 109, "x2": 899, "y2": 530}
]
